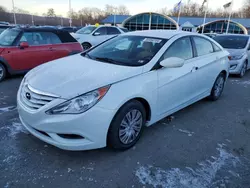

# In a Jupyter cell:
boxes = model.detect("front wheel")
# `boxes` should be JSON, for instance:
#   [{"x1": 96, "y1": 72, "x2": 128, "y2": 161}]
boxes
[
  {"x1": 82, "y1": 43, "x2": 91, "y2": 51},
  {"x1": 209, "y1": 73, "x2": 226, "y2": 101},
  {"x1": 107, "y1": 100, "x2": 146, "y2": 150},
  {"x1": 239, "y1": 62, "x2": 247, "y2": 78},
  {"x1": 0, "y1": 63, "x2": 7, "y2": 82}
]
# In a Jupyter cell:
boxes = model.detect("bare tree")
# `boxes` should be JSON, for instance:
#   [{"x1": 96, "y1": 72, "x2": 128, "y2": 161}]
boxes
[
  {"x1": 46, "y1": 8, "x2": 56, "y2": 17},
  {"x1": 117, "y1": 5, "x2": 130, "y2": 15}
]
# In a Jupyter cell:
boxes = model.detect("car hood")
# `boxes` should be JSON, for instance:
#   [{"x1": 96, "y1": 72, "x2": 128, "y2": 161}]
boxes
[
  {"x1": 25, "y1": 54, "x2": 143, "y2": 99},
  {"x1": 225, "y1": 48, "x2": 246, "y2": 56}
]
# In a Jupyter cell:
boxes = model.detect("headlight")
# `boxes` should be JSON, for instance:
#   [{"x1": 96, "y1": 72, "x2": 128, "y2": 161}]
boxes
[
  {"x1": 46, "y1": 86, "x2": 110, "y2": 115},
  {"x1": 231, "y1": 53, "x2": 245, "y2": 60}
]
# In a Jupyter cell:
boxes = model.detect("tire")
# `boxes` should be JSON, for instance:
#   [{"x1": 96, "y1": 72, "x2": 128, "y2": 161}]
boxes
[
  {"x1": 107, "y1": 100, "x2": 146, "y2": 150},
  {"x1": 239, "y1": 61, "x2": 247, "y2": 78},
  {"x1": 209, "y1": 73, "x2": 226, "y2": 101},
  {"x1": 82, "y1": 43, "x2": 91, "y2": 51},
  {"x1": 0, "y1": 63, "x2": 7, "y2": 82}
]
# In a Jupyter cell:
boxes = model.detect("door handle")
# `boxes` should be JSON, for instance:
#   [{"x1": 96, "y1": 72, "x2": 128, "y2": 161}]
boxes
[
  {"x1": 191, "y1": 66, "x2": 198, "y2": 72},
  {"x1": 49, "y1": 47, "x2": 55, "y2": 51}
]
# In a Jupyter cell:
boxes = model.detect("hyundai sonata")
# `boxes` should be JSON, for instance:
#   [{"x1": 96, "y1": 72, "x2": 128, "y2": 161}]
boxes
[{"x1": 18, "y1": 30, "x2": 230, "y2": 151}]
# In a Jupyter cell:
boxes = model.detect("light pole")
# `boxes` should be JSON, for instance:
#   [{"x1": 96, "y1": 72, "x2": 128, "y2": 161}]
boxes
[
  {"x1": 69, "y1": 0, "x2": 72, "y2": 27},
  {"x1": 12, "y1": 0, "x2": 17, "y2": 24}
]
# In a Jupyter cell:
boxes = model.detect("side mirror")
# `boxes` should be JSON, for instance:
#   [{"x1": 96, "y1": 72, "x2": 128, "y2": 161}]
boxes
[
  {"x1": 248, "y1": 45, "x2": 250, "y2": 51},
  {"x1": 20, "y1": 42, "x2": 29, "y2": 49},
  {"x1": 93, "y1": 32, "x2": 101, "y2": 36},
  {"x1": 160, "y1": 57, "x2": 185, "y2": 68}
]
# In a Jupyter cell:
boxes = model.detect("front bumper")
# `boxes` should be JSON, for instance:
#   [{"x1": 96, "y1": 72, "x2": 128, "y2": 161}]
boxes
[
  {"x1": 17, "y1": 92, "x2": 115, "y2": 151},
  {"x1": 229, "y1": 59, "x2": 245, "y2": 74}
]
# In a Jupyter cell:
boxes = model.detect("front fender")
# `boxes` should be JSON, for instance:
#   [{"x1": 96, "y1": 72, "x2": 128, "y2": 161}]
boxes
[{"x1": 96, "y1": 71, "x2": 159, "y2": 125}]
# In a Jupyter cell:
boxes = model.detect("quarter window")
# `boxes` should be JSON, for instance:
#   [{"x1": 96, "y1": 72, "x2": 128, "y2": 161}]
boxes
[
  {"x1": 193, "y1": 37, "x2": 213, "y2": 56},
  {"x1": 163, "y1": 37, "x2": 193, "y2": 60}
]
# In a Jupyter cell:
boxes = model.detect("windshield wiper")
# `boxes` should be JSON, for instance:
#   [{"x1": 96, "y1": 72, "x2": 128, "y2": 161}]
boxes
[
  {"x1": 85, "y1": 53, "x2": 93, "y2": 59},
  {"x1": 94, "y1": 57, "x2": 119, "y2": 64}
]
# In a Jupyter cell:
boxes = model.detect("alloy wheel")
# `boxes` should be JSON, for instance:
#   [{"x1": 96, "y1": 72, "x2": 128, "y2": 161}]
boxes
[
  {"x1": 240, "y1": 63, "x2": 247, "y2": 77},
  {"x1": 0, "y1": 66, "x2": 3, "y2": 80},
  {"x1": 214, "y1": 76, "x2": 224, "y2": 98},
  {"x1": 119, "y1": 109, "x2": 143, "y2": 145}
]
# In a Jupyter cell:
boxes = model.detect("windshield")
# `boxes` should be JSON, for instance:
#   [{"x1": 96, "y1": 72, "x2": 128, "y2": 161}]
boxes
[
  {"x1": 0, "y1": 29, "x2": 20, "y2": 46},
  {"x1": 85, "y1": 35, "x2": 167, "y2": 66},
  {"x1": 213, "y1": 35, "x2": 249, "y2": 49},
  {"x1": 76, "y1": 26, "x2": 96, "y2": 34}
]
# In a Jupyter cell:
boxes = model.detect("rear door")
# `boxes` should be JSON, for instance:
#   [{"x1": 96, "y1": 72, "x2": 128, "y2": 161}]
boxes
[
  {"x1": 107, "y1": 27, "x2": 121, "y2": 39},
  {"x1": 191, "y1": 36, "x2": 224, "y2": 96}
]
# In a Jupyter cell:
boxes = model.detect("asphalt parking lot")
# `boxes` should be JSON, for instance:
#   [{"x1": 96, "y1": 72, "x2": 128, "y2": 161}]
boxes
[{"x1": 0, "y1": 73, "x2": 250, "y2": 188}]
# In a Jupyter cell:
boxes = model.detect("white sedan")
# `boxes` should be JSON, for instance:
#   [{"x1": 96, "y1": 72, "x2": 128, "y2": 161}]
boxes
[
  {"x1": 71, "y1": 25, "x2": 128, "y2": 50},
  {"x1": 17, "y1": 30, "x2": 230, "y2": 151}
]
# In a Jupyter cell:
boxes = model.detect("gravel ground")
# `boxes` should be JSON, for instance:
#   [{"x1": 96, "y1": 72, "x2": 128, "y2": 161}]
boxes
[{"x1": 0, "y1": 73, "x2": 250, "y2": 188}]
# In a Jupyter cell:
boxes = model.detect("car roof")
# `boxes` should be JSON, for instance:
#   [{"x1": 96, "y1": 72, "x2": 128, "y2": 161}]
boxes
[
  {"x1": 216, "y1": 34, "x2": 250, "y2": 38},
  {"x1": 124, "y1": 30, "x2": 198, "y2": 39},
  {"x1": 11, "y1": 27, "x2": 69, "y2": 33}
]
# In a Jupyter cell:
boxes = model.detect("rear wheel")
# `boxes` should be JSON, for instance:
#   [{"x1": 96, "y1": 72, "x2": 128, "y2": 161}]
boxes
[
  {"x1": 107, "y1": 100, "x2": 146, "y2": 150},
  {"x1": 82, "y1": 43, "x2": 91, "y2": 51},
  {"x1": 209, "y1": 73, "x2": 225, "y2": 101},
  {"x1": 239, "y1": 62, "x2": 247, "y2": 78},
  {"x1": 0, "y1": 63, "x2": 6, "y2": 82}
]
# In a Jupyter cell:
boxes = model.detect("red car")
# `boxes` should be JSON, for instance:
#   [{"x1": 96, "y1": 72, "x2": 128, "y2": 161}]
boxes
[{"x1": 0, "y1": 27, "x2": 83, "y2": 81}]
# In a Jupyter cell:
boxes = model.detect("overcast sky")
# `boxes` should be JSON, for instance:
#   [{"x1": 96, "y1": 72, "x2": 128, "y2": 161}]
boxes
[{"x1": 1, "y1": 0, "x2": 244, "y2": 16}]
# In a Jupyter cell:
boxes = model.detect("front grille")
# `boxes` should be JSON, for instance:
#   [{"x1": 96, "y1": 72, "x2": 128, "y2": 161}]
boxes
[{"x1": 20, "y1": 83, "x2": 58, "y2": 110}]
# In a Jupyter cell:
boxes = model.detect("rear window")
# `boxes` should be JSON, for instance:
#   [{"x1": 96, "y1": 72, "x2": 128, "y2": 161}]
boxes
[
  {"x1": 213, "y1": 35, "x2": 249, "y2": 49},
  {"x1": 120, "y1": 28, "x2": 129, "y2": 33}
]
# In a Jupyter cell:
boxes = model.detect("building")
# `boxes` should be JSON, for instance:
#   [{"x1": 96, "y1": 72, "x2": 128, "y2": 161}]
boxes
[{"x1": 101, "y1": 13, "x2": 250, "y2": 34}]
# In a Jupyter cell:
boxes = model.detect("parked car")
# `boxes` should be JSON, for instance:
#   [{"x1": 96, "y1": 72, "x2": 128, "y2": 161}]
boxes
[
  {"x1": 17, "y1": 30, "x2": 229, "y2": 151},
  {"x1": 0, "y1": 21, "x2": 10, "y2": 25},
  {"x1": 71, "y1": 25, "x2": 127, "y2": 50},
  {"x1": 0, "y1": 25, "x2": 14, "y2": 34},
  {"x1": 59, "y1": 26, "x2": 78, "y2": 33},
  {"x1": 203, "y1": 33, "x2": 217, "y2": 38},
  {"x1": 0, "y1": 27, "x2": 82, "y2": 81},
  {"x1": 214, "y1": 34, "x2": 250, "y2": 77}
]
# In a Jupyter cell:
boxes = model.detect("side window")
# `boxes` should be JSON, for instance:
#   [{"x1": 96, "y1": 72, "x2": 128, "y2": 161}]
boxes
[
  {"x1": 193, "y1": 37, "x2": 214, "y2": 56},
  {"x1": 212, "y1": 42, "x2": 221, "y2": 52},
  {"x1": 20, "y1": 32, "x2": 43, "y2": 46},
  {"x1": 40, "y1": 32, "x2": 62, "y2": 44},
  {"x1": 107, "y1": 27, "x2": 121, "y2": 35},
  {"x1": 163, "y1": 37, "x2": 193, "y2": 60},
  {"x1": 94, "y1": 27, "x2": 107, "y2": 36}
]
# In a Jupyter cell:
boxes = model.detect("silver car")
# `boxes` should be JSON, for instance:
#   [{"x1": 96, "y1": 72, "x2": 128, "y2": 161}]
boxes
[{"x1": 214, "y1": 34, "x2": 250, "y2": 77}]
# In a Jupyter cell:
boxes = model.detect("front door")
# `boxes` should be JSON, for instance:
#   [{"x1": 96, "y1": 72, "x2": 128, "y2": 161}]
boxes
[
  {"x1": 5, "y1": 31, "x2": 53, "y2": 71},
  {"x1": 157, "y1": 37, "x2": 198, "y2": 115}
]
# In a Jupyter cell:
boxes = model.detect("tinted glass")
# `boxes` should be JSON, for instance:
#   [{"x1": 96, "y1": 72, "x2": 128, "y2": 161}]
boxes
[
  {"x1": 94, "y1": 27, "x2": 107, "y2": 35},
  {"x1": 76, "y1": 26, "x2": 96, "y2": 34},
  {"x1": 0, "y1": 29, "x2": 20, "y2": 46},
  {"x1": 20, "y1": 32, "x2": 61, "y2": 45},
  {"x1": 120, "y1": 28, "x2": 129, "y2": 32},
  {"x1": 0, "y1": 28, "x2": 6, "y2": 34},
  {"x1": 164, "y1": 37, "x2": 193, "y2": 60},
  {"x1": 85, "y1": 35, "x2": 167, "y2": 66},
  {"x1": 107, "y1": 27, "x2": 121, "y2": 35},
  {"x1": 213, "y1": 35, "x2": 249, "y2": 49},
  {"x1": 193, "y1": 37, "x2": 213, "y2": 56}
]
